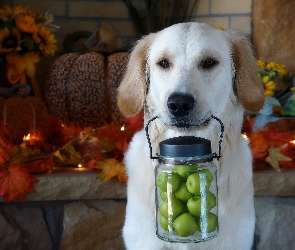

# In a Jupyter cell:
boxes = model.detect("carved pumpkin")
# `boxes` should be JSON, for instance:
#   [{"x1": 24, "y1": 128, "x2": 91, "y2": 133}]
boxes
[
  {"x1": 45, "y1": 52, "x2": 129, "y2": 128},
  {"x1": 0, "y1": 96, "x2": 49, "y2": 145}
]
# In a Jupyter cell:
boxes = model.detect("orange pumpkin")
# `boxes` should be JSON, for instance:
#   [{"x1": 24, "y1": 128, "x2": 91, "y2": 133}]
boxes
[
  {"x1": 0, "y1": 96, "x2": 49, "y2": 144},
  {"x1": 45, "y1": 52, "x2": 129, "y2": 128}
]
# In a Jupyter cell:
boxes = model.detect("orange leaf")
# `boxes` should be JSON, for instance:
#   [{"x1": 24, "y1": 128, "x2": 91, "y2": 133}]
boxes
[
  {"x1": 0, "y1": 164, "x2": 38, "y2": 204},
  {"x1": 249, "y1": 132, "x2": 269, "y2": 160}
]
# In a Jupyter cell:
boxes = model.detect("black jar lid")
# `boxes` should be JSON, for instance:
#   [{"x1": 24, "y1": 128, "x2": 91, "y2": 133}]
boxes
[{"x1": 159, "y1": 136, "x2": 212, "y2": 158}]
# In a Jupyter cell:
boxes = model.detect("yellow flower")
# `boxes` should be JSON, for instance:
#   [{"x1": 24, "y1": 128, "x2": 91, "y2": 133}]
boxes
[
  {"x1": 264, "y1": 81, "x2": 276, "y2": 96},
  {"x1": 0, "y1": 5, "x2": 14, "y2": 19},
  {"x1": 262, "y1": 75, "x2": 269, "y2": 84},
  {"x1": 0, "y1": 5, "x2": 32, "y2": 20},
  {"x1": 256, "y1": 60, "x2": 267, "y2": 70},
  {"x1": 15, "y1": 14, "x2": 37, "y2": 33},
  {"x1": 33, "y1": 26, "x2": 57, "y2": 56},
  {"x1": 6, "y1": 51, "x2": 41, "y2": 84},
  {"x1": 265, "y1": 61, "x2": 287, "y2": 76},
  {"x1": 0, "y1": 27, "x2": 21, "y2": 54},
  {"x1": 22, "y1": 52, "x2": 41, "y2": 78},
  {"x1": 5, "y1": 52, "x2": 25, "y2": 84},
  {"x1": 213, "y1": 25, "x2": 225, "y2": 31}
]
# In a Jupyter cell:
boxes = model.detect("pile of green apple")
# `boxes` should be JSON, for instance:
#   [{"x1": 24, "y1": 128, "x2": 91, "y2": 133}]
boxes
[{"x1": 156, "y1": 165, "x2": 217, "y2": 237}]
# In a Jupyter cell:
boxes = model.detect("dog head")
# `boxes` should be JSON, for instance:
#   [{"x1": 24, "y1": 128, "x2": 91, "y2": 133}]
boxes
[{"x1": 117, "y1": 23, "x2": 264, "y2": 129}]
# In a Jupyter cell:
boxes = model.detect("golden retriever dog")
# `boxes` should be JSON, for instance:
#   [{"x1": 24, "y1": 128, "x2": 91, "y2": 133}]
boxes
[{"x1": 117, "y1": 22, "x2": 264, "y2": 250}]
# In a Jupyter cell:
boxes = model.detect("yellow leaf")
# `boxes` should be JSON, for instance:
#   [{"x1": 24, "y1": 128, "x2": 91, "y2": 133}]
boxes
[
  {"x1": 95, "y1": 158, "x2": 127, "y2": 182},
  {"x1": 52, "y1": 143, "x2": 82, "y2": 166},
  {"x1": 265, "y1": 145, "x2": 292, "y2": 172}
]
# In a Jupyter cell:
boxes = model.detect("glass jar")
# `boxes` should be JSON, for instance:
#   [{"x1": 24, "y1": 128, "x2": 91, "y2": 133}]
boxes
[{"x1": 155, "y1": 136, "x2": 218, "y2": 243}]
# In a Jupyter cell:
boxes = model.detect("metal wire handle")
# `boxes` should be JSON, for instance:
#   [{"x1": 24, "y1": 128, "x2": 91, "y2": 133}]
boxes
[{"x1": 144, "y1": 115, "x2": 224, "y2": 160}]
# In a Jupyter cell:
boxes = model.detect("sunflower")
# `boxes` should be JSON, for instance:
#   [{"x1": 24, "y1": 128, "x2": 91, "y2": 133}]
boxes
[
  {"x1": 256, "y1": 60, "x2": 266, "y2": 70},
  {"x1": 33, "y1": 26, "x2": 57, "y2": 57},
  {"x1": 0, "y1": 5, "x2": 31, "y2": 21},
  {"x1": 6, "y1": 51, "x2": 41, "y2": 84},
  {"x1": 5, "y1": 52, "x2": 26, "y2": 84},
  {"x1": 15, "y1": 14, "x2": 37, "y2": 34},
  {"x1": 0, "y1": 27, "x2": 21, "y2": 54},
  {"x1": 264, "y1": 81, "x2": 276, "y2": 97}
]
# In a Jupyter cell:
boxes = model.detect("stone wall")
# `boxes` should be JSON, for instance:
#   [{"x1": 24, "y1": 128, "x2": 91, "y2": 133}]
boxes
[
  {"x1": 0, "y1": 169, "x2": 127, "y2": 250},
  {"x1": 1, "y1": 0, "x2": 254, "y2": 53},
  {"x1": 1, "y1": 168, "x2": 295, "y2": 250},
  {"x1": 0, "y1": 0, "x2": 255, "y2": 91},
  {"x1": 0, "y1": 199, "x2": 126, "y2": 250},
  {"x1": 252, "y1": 0, "x2": 295, "y2": 74}
]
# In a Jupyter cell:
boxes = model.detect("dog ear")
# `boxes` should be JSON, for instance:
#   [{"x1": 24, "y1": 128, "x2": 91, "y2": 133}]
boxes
[
  {"x1": 227, "y1": 30, "x2": 265, "y2": 113},
  {"x1": 117, "y1": 33, "x2": 156, "y2": 117}
]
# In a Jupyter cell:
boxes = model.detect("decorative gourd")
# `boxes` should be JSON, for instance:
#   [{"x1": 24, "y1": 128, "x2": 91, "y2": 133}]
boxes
[
  {"x1": 45, "y1": 52, "x2": 129, "y2": 128},
  {"x1": 0, "y1": 96, "x2": 49, "y2": 145}
]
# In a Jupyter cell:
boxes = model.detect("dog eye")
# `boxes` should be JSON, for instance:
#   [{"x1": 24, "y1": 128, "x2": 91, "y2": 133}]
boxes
[
  {"x1": 157, "y1": 59, "x2": 171, "y2": 69},
  {"x1": 200, "y1": 58, "x2": 218, "y2": 70}
]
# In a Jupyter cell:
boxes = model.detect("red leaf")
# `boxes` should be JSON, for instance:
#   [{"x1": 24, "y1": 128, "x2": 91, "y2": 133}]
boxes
[
  {"x1": 0, "y1": 165, "x2": 38, "y2": 204},
  {"x1": 24, "y1": 158, "x2": 54, "y2": 174},
  {"x1": 85, "y1": 159, "x2": 101, "y2": 171},
  {"x1": 0, "y1": 121, "x2": 13, "y2": 150},
  {"x1": 279, "y1": 143, "x2": 295, "y2": 169},
  {"x1": 0, "y1": 146, "x2": 10, "y2": 166},
  {"x1": 125, "y1": 111, "x2": 144, "y2": 132}
]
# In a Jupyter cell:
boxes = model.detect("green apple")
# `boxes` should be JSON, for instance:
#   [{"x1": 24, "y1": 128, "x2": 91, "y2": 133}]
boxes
[
  {"x1": 199, "y1": 169, "x2": 213, "y2": 182},
  {"x1": 159, "y1": 215, "x2": 169, "y2": 231},
  {"x1": 174, "y1": 182, "x2": 193, "y2": 202},
  {"x1": 156, "y1": 172, "x2": 181, "y2": 192},
  {"x1": 159, "y1": 195, "x2": 185, "y2": 220},
  {"x1": 187, "y1": 191, "x2": 217, "y2": 217},
  {"x1": 173, "y1": 165, "x2": 196, "y2": 179},
  {"x1": 206, "y1": 191, "x2": 217, "y2": 209},
  {"x1": 173, "y1": 213, "x2": 199, "y2": 237},
  {"x1": 187, "y1": 196, "x2": 202, "y2": 217},
  {"x1": 160, "y1": 191, "x2": 167, "y2": 201},
  {"x1": 199, "y1": 212, "x2": 218, "y2": 233},
  {"x1": 186, "y1": 172, "x2": 211, "y2": 195}
]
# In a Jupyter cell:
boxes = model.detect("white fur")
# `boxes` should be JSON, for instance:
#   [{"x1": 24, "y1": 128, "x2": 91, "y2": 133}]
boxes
[{"x1": 118, "y1": 23, "x2": 264, "y2": 250}]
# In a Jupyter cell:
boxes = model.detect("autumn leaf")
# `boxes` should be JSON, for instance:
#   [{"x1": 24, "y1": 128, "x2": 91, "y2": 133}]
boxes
[
  {"x1": 249, "y1": 132, "x2": 269, "y2": 160},
  {"x1": 0, "y1": 164, "x2": 38, "y2": 204},
  {"x1": 278, "y1": 142, "x2": 295, "y2": 169},
  {"x1": 24, "y1": 157, "x2": 54, "y2": 174},
  {"x1": 125, "y1": 111, "x2": 144, "y2": 132},
  {"x1": 94, "y1": 158, "x2": 127, "y2": 182},
  {"x1": 0, "y1": 146, "x2": 10, "y2": 166},
  {"x1": 61, "y1": 122, "x2": 83, "y2": 140},
  {"x1": 84, "y1": 159, "x2": 99, "y2": 170},
  {"x1": 265, "y1": 145, "x2": 292, "y2": 172},
  {"x1": 71, "y1": 131, "x2": 103, "y2": 162},
  {"x1": 0, "y1": 121, "x2": 13, "y2": 150},
  {"x1": 52, "y1": 143, "x2": 83, "y2": 166}
]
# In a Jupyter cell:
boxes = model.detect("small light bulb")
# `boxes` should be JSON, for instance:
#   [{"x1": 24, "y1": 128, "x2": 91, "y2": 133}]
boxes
[{"x1": 242, "y1": 133, "x2": 249, "y2": 141}]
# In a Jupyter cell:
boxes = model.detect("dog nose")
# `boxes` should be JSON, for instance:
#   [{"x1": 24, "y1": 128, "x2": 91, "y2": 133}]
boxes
[{"x1": 167, "y1": 93, "x2": 195, "y2": 117}]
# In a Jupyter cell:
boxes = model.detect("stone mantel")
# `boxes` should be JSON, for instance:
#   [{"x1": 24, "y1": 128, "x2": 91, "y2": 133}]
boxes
[
  {"x1": 253, "y1": 169, "x2": 295, "y2": 197},
  {"x1": 0, "y1": 167, "x2": 127, "y2": 202},
  {"x1": 1, "y1": 167, "x2": 294, "y2": 203}
]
